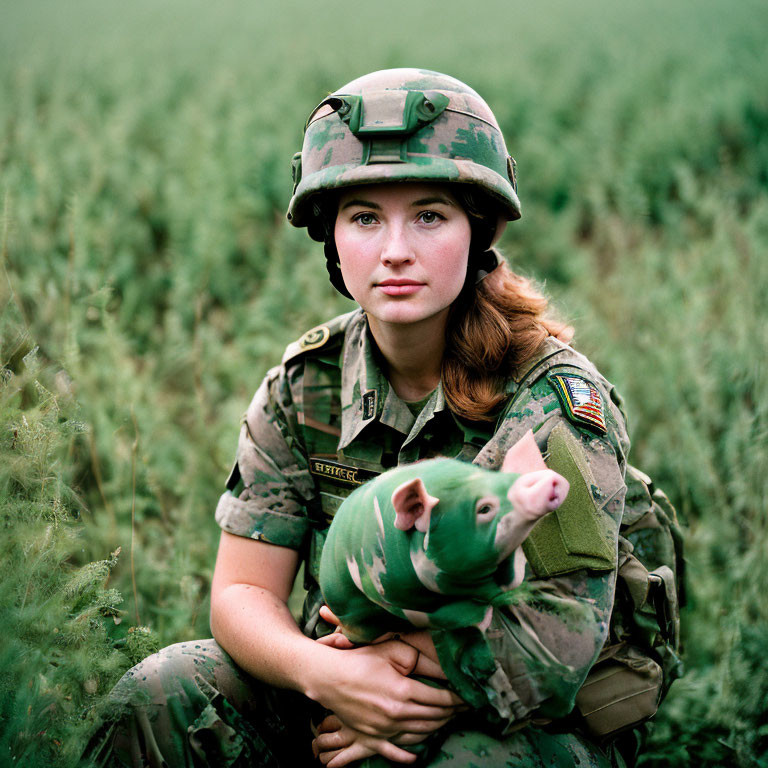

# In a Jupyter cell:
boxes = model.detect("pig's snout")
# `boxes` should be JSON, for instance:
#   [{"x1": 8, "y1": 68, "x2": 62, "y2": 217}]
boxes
[{"x1": 508, "y1": 470, "x2": 569, "y2": 521}]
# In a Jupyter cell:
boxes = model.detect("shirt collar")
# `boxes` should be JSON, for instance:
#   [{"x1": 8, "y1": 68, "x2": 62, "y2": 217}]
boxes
[{"x1": 338, "y1": 312, "x2": 447, "y2": 451}]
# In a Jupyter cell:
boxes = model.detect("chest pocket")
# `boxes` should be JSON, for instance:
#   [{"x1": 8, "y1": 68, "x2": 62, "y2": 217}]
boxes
[{"x1": 316, "y1": 478, "x2": 356, "y2": 524}]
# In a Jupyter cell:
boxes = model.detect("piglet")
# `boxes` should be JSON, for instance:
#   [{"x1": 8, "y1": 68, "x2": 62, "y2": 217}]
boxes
[{"x1": 319, "y1": 431, "x2": 568, "y2": 643}]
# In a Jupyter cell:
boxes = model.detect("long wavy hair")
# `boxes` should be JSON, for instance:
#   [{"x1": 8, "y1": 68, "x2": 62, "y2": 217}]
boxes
[
  {"x1": 442, "y1": 188, "x2": 574, "y2": 421},
  {"x1": 443, "y1": 259, "x2": 573, "y2": 421}
]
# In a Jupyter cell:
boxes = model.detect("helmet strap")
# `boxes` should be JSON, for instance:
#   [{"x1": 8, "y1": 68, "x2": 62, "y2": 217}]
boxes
[
  {"x1": 324, "y1": 239, "x2": 354, "y2": 299},
  {"x1": 473, "y1": 247, "x2": 501, "y2": 284}
]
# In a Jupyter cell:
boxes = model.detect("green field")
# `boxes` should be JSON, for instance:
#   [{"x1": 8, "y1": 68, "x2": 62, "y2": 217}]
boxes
[{"x1": 1, "y1": 0, "x2": 767, "y2": 764}]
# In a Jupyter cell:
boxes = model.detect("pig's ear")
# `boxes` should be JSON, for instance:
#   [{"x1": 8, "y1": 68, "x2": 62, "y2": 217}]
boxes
[
  {"x1": 392, "y1": 478, "x2": 439, "y2": 533},
  {"x1": 502, "y1": 430, "x2": 547, "y2": 474}
]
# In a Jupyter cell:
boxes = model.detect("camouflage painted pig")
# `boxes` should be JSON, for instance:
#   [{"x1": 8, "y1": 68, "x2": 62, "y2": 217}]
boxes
[{"x1": 319, "y1": 432, "x2": 569, "y2": 644}]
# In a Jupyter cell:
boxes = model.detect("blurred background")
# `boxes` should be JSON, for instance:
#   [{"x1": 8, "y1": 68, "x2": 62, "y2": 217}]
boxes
[{"x1": 1, "y1": 0, "x2": 766, "y2": 764}]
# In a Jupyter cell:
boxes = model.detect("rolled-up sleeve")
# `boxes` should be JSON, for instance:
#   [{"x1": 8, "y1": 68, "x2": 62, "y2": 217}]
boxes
[{"x1": 215, "y1": 364, "x2": 316, "y2": 550}]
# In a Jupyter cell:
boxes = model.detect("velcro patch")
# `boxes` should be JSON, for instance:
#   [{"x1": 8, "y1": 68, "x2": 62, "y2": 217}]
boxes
[
  {"x1": 522, "y1": 423, "x2": 617, "y2": 577},
  {"x1": 549, "y1": 374, "x2": 607, "y2": 435}
]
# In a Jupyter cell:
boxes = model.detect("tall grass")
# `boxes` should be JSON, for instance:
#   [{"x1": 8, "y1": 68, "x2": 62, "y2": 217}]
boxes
[{"x1": 1, "y1": 0, "x2": 766, "y2": 764}]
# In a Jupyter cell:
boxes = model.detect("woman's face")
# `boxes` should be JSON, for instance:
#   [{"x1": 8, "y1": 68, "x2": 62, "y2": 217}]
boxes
[{"x1": 334, "y1": 183, "x2": 472, "y2": 329}]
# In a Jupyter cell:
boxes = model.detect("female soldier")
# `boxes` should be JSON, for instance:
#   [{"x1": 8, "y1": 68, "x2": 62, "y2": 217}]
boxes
[{"x1": 89, "y1": 69, "x2": 633, "y2": 768}]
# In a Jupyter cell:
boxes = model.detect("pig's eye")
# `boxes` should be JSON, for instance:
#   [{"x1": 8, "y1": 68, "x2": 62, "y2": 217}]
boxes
[{"x1": 475, "y1": 496, "x2": 500, "y2": 521}]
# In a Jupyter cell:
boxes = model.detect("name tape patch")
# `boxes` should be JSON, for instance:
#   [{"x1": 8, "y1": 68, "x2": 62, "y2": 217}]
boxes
[
  {"x1": 309, "y1": 458, "x2": 380, "y2": 487},
  {"x1": 549, "y1": 374, "x2": 607, "y2": 435}
]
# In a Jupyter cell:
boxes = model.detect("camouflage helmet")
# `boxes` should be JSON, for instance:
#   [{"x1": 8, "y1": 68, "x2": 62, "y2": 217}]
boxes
[{"x1": 286, "y1": 68, "x2": 520, "y2": 242}]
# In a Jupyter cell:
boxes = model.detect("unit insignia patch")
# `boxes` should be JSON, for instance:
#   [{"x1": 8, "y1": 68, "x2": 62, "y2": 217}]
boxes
[
  {"x1": 549, "y1": 374, "x2": 607, "y2": 435},
  {"x1": 299, "y1": 325, "x2": 330, "y2": 351}
]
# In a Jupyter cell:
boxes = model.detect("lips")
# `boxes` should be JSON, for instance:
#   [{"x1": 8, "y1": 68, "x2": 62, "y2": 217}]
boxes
[{"x1": 376, "y1": 279, "x2": 425, "y2": 296}]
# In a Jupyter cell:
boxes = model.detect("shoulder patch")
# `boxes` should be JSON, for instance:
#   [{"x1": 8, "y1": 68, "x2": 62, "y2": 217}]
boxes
[
  {"x1": 299, "y1": 324, "x2": 330, "y2": 351},
  {"x1": 548, "y1": 373, "x2": 607, "y2": 435},
  {"x1": 282, "y1": 310, "x2": 360, "y2": 366}
]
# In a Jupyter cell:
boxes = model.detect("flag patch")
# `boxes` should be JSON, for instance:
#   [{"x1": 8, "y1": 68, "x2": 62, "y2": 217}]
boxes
[{"x1": 549, "y1": 374, "x2": 607, "y2": 435}]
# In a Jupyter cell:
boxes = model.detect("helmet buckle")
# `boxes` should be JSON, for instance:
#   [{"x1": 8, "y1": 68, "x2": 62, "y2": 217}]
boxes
[{"x1": 291, "y1": 152, "x2": 303, "y2": 191}]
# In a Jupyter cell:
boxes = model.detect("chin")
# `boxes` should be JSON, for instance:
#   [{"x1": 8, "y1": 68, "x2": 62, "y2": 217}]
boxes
[{"x1": 367, "y1": 304, "x2": 447, "y2": 327}]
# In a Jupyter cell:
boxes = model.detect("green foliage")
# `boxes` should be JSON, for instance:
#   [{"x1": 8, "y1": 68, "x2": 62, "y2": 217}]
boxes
[
  {"x1": 0, "y1": 309, "x2": 132, "y2": 765},
  {"x1": 0, "y1": 0, "x2": 766, "y2": 764}
]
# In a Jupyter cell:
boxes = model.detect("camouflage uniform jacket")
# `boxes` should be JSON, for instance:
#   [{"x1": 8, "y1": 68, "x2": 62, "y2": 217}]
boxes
[{"x1": 215, "y1": 308, "x2": 630, "y2": 734}]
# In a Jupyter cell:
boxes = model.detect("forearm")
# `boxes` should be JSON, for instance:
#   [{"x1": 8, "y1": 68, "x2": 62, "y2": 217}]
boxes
[{"x1": 210, "y1": 581, "x2": 334, "y2": 699}]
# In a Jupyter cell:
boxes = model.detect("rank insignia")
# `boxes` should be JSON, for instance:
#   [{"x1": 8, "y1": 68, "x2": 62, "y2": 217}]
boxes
[
  {"x1": 548, "y1": 374, "x2": 607, "y2": 435},
  {"x1": 362, "y1": 390, "x2": 377, "y2": 421}
]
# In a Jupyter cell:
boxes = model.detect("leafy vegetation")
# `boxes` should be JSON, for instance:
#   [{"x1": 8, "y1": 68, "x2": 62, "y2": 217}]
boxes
[{"x1": 1, "y1": 0, "x2": 766, "y2": 764}]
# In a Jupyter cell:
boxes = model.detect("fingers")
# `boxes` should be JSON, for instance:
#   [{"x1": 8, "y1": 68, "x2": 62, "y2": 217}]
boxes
[
  {"x1": 313, "y1": 729, "x2": 352, "y2": 754},
  {"x1": 358, "y1": 740, "x2": 417, "y2": 766},
  {"x1": 378, "y1": 638, "x2": 421, "y2": 676},
  {"x1": 315, "y1": 633, "x2": 355, "y2": 650},
  {"x1": 403, "y1": 677, "x2": 465, "y2": 709},
  {"x1": 319, "y1": 604, "x2": 341, "y2": 626},
  {"x1": 408, "y1": 652, "x2": 446, "y2": 679},
  {"x1": 392, "y1": 731, "x2": 430, "y2": 746},
  {"x1": 323, "y1": 740, "x2": 417, "y2": 768},
  {"x1": 316, "y1": 714, "x2": 343, "y2": 734},
  {"x1": 386, "y1": 715, "x2": 453, "y2": 734},
  {"x1": 323, "y1": 745, "x2": 371, "y2": 767},
  {"x1": 370, "y1": 631, "x2": 398, "y2": 644}
]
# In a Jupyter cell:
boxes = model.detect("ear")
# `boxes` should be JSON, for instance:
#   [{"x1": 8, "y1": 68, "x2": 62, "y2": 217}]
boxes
[
  {"x1": 502, "y1": 430, "x2": 547, "y2": 474},
  {"x1": 392, "y1": 478, "x2": 439, "y2": 533}
]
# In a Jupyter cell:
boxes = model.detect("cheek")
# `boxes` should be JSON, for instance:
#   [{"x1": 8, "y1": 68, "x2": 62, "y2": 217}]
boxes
[
  {"x1": 436, "y1": 247, "x2": 469, "y2": 298},
  {"x1": 437, "y1": 222, "x2": 471, "y2": 292},
  {"x1": 334, "y1": 228, "x2": 368, "y2": 294}
]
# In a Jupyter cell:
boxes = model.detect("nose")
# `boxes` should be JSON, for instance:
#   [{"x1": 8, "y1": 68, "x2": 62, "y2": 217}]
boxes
[{"x1": 380, "y1": 224, "x2": 415, "y2": 268}]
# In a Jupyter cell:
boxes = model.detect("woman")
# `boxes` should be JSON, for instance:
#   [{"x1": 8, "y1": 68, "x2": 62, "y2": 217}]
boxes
[{"x1": 89, "y1": 69, "x2": 634, "y2": 768}]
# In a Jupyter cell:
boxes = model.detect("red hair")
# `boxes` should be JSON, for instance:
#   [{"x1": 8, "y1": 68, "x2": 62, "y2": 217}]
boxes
[{"x1": 442, "y1": 260, "x2": 574, "y2": 421}]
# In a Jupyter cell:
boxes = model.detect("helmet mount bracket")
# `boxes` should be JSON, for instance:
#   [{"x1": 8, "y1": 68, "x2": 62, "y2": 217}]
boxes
[{"x1": 334, "y1": 90, "x2": 450, "y2": 165}]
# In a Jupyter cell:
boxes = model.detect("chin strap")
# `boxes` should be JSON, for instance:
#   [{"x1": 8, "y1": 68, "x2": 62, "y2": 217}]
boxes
[
  {"x1": 474, "y1": 248, "x2": 501, "y2": 283},
  {"x1": 324, "y1": 240, "x2": 354, "y2": 299}
]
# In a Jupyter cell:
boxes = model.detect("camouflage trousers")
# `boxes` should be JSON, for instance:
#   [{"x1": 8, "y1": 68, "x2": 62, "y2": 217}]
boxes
[{"x1": 83, "y1": 639, "x2": 625, "y2": 768}]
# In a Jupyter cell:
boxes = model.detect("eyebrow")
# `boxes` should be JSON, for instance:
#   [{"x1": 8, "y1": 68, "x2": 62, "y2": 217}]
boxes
[
  {"x1": 411, "y1": 196, "x2": 455, "y2": 207},
  {"x1": 339, "y1": 196, "x2": 455, "y2": 210},
  {"x1": 339, "y1": 198, "x2": 381, "y2": 211}
]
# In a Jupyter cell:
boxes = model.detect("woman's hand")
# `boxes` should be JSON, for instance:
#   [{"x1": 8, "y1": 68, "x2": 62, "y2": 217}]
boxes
[
  {"x1": 316, "y1": 605, "x2": 449, "y2": 680},
  {"x1": 307, "y1": 637, "x2": 460, "y2": 739},
  {"x1": 312, "y1": 714, "x2": 426, "y2": 767},
  {"x1": 308, "y1": 604, "x2": 465, "y2": 759}
]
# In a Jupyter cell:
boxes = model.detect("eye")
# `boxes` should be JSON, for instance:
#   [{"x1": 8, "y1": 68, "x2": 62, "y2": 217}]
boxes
[
  {"x1": 353, "y1": 212, "x2": 378, "y2": 226},
  {"x1": 418, "y1": 210, "x2": 444, "y2": 225},
  {"x1": 475, "y1": 496, "x2": 500, "y2": 521}
]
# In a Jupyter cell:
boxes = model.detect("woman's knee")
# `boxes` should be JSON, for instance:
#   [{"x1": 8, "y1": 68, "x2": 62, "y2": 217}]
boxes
[{"x1": 112, "y1": 638, "x2": 231, "y2": 708}]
